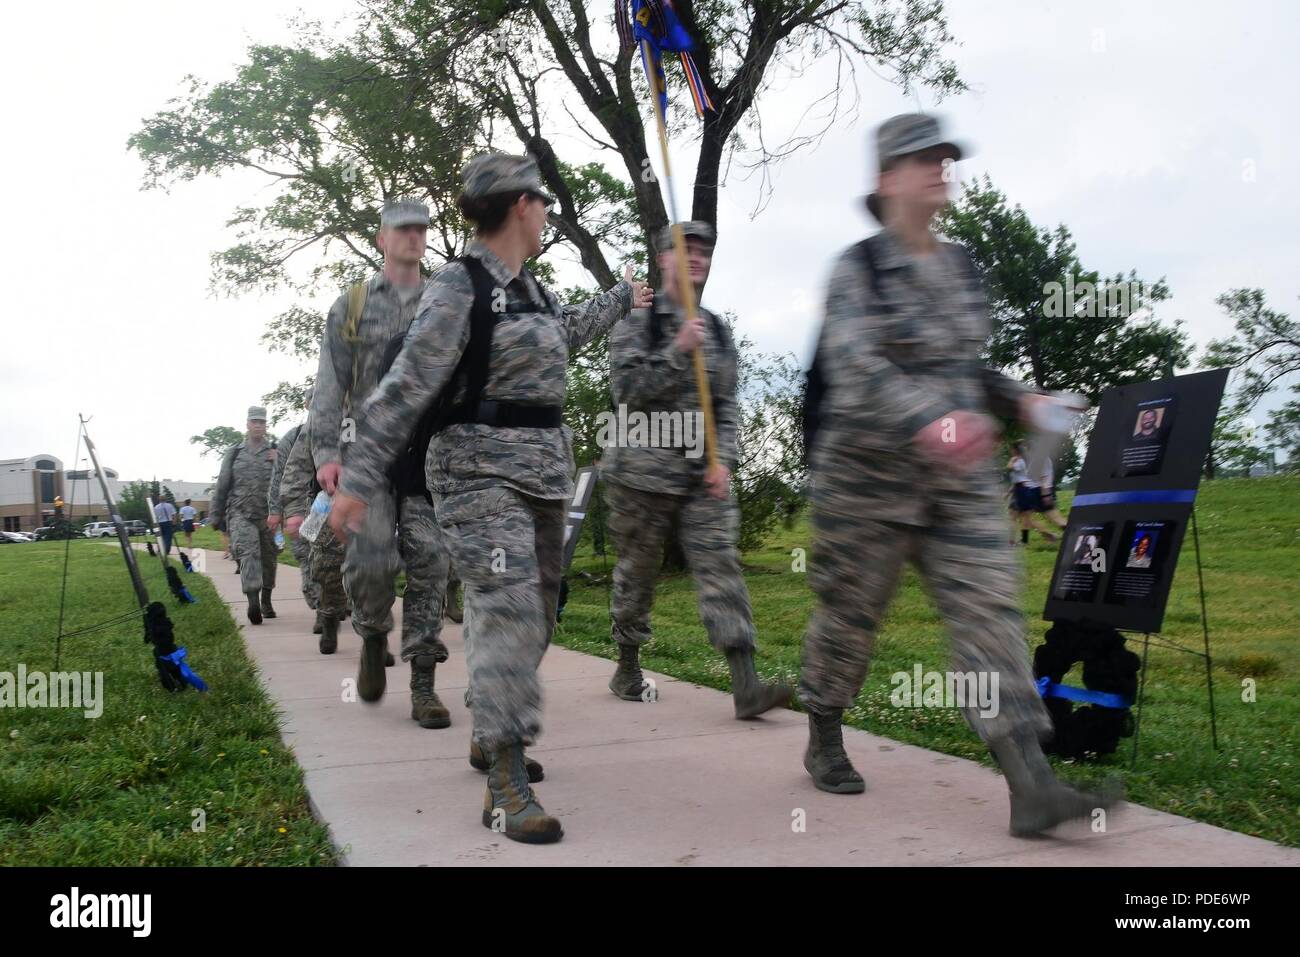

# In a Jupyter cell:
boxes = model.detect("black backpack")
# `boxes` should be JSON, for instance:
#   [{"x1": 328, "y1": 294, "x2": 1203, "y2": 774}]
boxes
[
  {"x1": 800, "y1": 236, "x2": 883, "y2": 465},
  {"x1": 377, "y1": 256, "x2": 538, "y2": 502}
]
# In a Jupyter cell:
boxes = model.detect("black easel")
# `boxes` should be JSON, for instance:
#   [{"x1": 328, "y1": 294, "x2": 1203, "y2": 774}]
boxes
[{"x1": 1128, "y1": 505, "x2": 1219, "y2": 769}]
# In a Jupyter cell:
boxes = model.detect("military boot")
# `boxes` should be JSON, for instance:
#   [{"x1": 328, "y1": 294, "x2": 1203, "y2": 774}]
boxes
[
  {"x1": 445, "y1": 579, "x2": 463, "y2": 623},
  {"x1": 319, "y1": 616, "x2": 338, "y2": 655},
  {"x1": 244, "y1": 590, "x2": 262, "y2": 625},
  {"x1": 469, "y1": 739, "x2": 543, "y2": 782},
  {"x1": 260, "y1": 588, "x2": 276, "y2": 619},
  {"x1": 804, "y1": 708, "x2": 865, "y2": 794},
  {"x1": 357, "y1": 633, "x2": 387, "y2": 702},
  {"x1": 313, "y1": 611, "x2": 324, "y2": 635},
  {"x1": 608, "y1": 643, "x2": 649, "y2": 701},
  {"x1": 726, "y1": 647, "x2": 792, "y2": 719},
  {"x1": 481, "y1": 744, "x2": 563, "y2": 844},
  {"x1": 990, "y1": 730, "x2": 1123, "y2": 837},
  {"x1": 410, "y1": 654, "x2": 451, "y2": 729}
]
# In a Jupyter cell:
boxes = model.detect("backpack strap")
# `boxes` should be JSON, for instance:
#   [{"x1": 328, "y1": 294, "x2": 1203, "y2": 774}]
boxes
[
  {"x1": 382, "y1": 256, "x2": 501, "y2": 502},
  {"x1": 456, "y1": 256, "x2": 501, "y2": 418},
  {"x1": 802, "y1": 234, "x2": 886, "y2": 463}
]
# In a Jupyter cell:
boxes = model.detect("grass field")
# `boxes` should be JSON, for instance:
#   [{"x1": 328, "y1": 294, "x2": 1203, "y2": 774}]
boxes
[
  {"x1": 556, "y1": 475, "x2": 1299, "y2": 847},
  {"x1": 0, "y1": 538, "x2": 335, "y2": 865}
]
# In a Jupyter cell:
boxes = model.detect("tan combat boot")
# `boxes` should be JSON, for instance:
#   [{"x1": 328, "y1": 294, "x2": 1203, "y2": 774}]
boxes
[
  {"x1": 804, "y1": 708, "x2": 866, "y2": 794},
  {"x1": 410, "y1": 654, "x2": 450, "y2": 729},
  {"x1": 990, "y1": 730, "x2": 1123, "y2": 836},
  {"x1": 481, "y1": 744, "x2": 562, "y2": 844},
  {"x1": 608, "y1": 644, "x2": 649, "y2": 700}
]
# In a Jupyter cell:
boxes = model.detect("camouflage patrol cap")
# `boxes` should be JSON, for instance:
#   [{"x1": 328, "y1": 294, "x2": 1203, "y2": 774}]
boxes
[
  {"x1": 460, "y1": 152, "x2": 555, "y2": 205},
  {"x1": 247, "y1": 406, "x2": 267, "y2": 422},
  {"x1": 865, "y1": 112, "x2": 967, "y2": 222},
  {"x1": 380, "y1": 197, "x2": 431, "y2": 229},
  {"x1": 654, "y1": 220, "x2": 717, "y2": 253}
]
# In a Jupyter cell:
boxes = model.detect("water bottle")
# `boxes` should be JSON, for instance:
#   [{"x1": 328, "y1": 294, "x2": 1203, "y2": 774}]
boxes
[
  {"x1": 274, "y1": 529, "x2": 285, "y2": 550},
  {"x1": 300, "y1": 491, "x2": 331, "y2": 542}
]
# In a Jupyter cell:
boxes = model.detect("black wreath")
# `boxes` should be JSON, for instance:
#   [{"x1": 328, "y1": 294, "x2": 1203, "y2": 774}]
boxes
[{"x1": 1033, "y1": 620, "x2": 1140, "y2": 759}]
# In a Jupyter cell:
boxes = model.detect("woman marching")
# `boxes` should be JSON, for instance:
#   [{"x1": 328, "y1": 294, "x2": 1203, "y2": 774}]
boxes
[{"x1": 329, "y1": 153, "x2": 651, "y2": 844}]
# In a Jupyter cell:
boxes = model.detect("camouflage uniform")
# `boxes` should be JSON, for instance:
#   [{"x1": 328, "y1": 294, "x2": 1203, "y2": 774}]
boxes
[
  {"x1": 281, "y1": 422, "x2": 349, "y2": 618},
  {"x1": 339, "y1": 238, "x2": 633, "y2": 749},
  {"x1": 603, "y1": 285, "x2": 752, "y2": 653},
  {"x1": 269, "y1": 421, "x2": 317, "y2": 610},
  {"x1": 310, "y1": 267, "x2": 435, "y2": 648},
  {"x1": 799, "y1": 223, "x2": 1052, "y2": 746},
  {"x1": 210, "y1": 425, "x2": 278, "y2": 597},
  {"x1": 397, "y1": 493, "x2": 450, "y2": 663}
]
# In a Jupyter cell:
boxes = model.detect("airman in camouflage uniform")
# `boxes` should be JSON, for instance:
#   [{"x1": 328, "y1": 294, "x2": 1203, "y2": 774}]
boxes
[
  {"x1": 268, "y1": 391, "x2": 318, "y2": 628},
  {"x1": 281, "y1": 415, "x2": 350, "y2": 653},
  {"x1": 330, "y1": 152, "x2": 650, "y2": 844},
  {"x1": 210, "y1": 406, "x2": 279, "y2": 624},
  {"x1": 310, "y1": 198, "x2": 447, "y2": 718},
  {"x1": 603, "y1": 222, "x2": 791, "y2": 718},
  {"x1": 799, "y1": 114, "x2": 1119, "y2": 835}
]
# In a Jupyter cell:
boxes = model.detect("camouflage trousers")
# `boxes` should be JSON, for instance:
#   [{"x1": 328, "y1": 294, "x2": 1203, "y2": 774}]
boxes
[
  {"x1": 797, "y1": 479, "x2": 1053, "y2": 745},
  {"x1": 289, "y1": 531, "x2": 317, "y2": 610},
  {"x1": 397, "y1": 494, "x2": 451, "y2": 663},
  {"x1": 228, "y1": 513, "x2": 277, "y2": 594},
  {"x1": 605, "y1": 478, "x2": 755, "y2": 652},
  {"x1": 308, "y1": 522, "x2": 349, "y2": 618},
  {"x1": 436, "y1": 486, "x2": 565, "y2": 749},
  {"x1": 342, "y1": 488, "x2": 399, "y2": 641}
]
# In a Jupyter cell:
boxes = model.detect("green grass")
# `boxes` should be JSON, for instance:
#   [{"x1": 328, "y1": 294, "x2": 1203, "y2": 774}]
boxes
[
  {"x1": 0, "y1": 538, "x2": 336, "y2": 865},
  {"x1": 557, "y1": 475, "x2": 1300, "y2": 847}
]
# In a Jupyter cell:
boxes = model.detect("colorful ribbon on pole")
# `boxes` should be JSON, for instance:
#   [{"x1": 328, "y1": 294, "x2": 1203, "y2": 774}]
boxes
[{"x1": 617, "y1": 0, "x2": 715, "y2": 117}]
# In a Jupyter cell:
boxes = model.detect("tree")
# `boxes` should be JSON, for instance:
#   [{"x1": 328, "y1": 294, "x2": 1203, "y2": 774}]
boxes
[
  {"x1": 1203, "y1": 290, "x2": 1298, "y2": 477},
  {"x1": 131, "y1": 2, "x2": 968, "y2": 418},
  {"x1": 1208, "y1": 405, "x2": 1269, "y2": 478},
  {"x1": 190, "y1": 426, "x2": 246, "y2": 458},
  {"x1": 732, "y1": 330, "x2": 804, "y2": 550},
  {"x1": 1263, "y1": 397, "x2": 1300, "y2": 472},
  {"x1": 117, "y1": 481, "x2": 154, "y2": 524},
  {"x1": 936, "y1": 176, "x2": 1192, "y2": 402},
  {"x1": 1205, "y1": 290, "x2": 1300, "y2": 408}
]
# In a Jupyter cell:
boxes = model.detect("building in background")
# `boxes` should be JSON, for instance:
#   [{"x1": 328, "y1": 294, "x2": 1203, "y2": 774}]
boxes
[{"x1": 1, "y1": 453, "x2": 213, "y2": 532}]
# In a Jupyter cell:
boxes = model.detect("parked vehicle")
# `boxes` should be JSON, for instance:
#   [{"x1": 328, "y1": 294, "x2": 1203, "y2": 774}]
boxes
[
  {"x1": 123, "y1": 520, "x2": 150, "y2": 536},
  {"x1": 1, "y1": 531, "x2": 32, "y2": 543},
  {"x1": 34, "y1": 522, "x2": 82, "y2": 541},
  {"x1": 83, "y1": 522, "x2": 118, "y2": 539}
]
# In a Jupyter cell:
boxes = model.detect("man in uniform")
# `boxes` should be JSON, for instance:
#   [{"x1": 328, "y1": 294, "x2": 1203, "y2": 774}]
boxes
[
  {"x1": 210, "y1": 406, "x2": 279, "y2": 624},
  {"x1": 309, "y1": 197, "x2": 449, "y2": 722},
  {"x1": 281, "y1": 410, "x2": 350, "y2": 654},
  {"x1": 603, "y1": 222, "x2": 790, "y2": 718},
  {"x1": 268, "y1": 390, "x2": 320, "y2": 630},
  {"x1": 798, "y1": 113, "x2": 1119, "y2": 836}
]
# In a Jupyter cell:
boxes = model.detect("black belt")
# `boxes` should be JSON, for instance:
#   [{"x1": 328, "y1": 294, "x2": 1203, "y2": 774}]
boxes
[{"x1": 447, "y1": 400, "x2": 563, "y2": 429}]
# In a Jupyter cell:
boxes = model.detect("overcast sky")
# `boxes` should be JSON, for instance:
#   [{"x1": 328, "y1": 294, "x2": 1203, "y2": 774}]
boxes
[{"x1": 2, "y1": 0, "x2": 1295, "y2": 484}]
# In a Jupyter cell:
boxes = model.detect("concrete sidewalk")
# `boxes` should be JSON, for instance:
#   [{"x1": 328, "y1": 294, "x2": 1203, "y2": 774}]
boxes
[{"x1": 202, "y1": 554, "x2": 1298, "y2": 866}]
